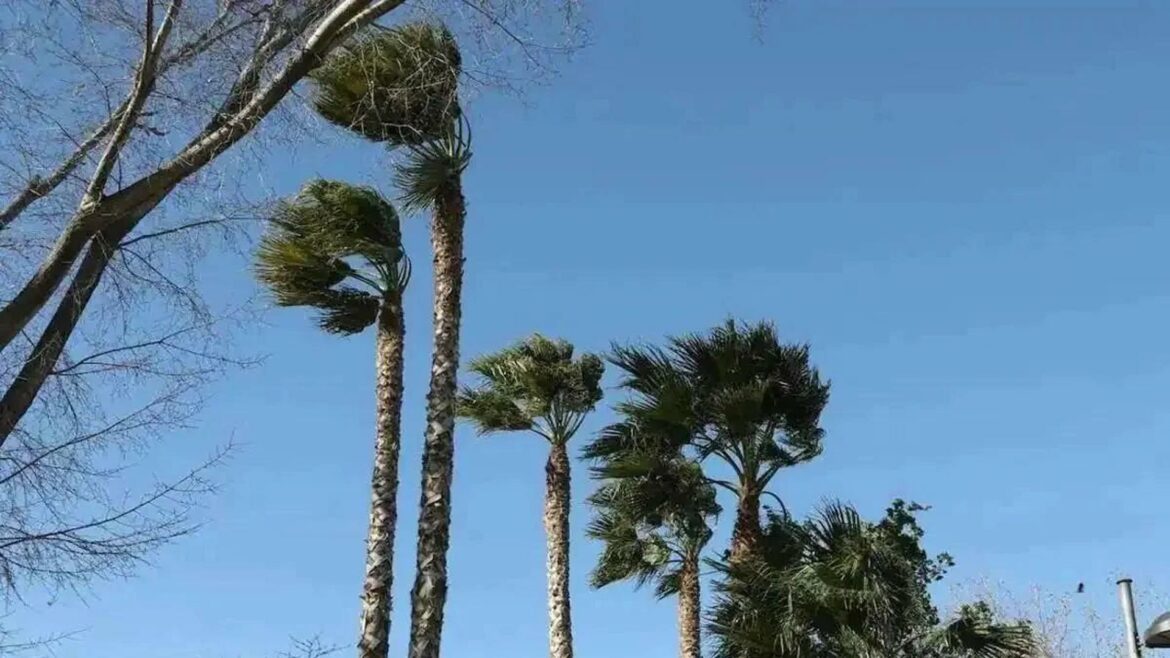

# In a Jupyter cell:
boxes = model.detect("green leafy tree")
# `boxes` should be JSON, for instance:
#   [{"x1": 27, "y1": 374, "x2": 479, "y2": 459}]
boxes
[
  {"x1": 254, "y1": 180, "x2": 410, "y2": 658},
  {"x1": 311, "y1": 23, "x2": 470, "y2": 658},
  {"x1": 709, "y1": 501, "x2": 1036, "y2": 658},
  {"x1": 458, "y1": 335, "x2": 604, "y2": 658},
  {"x1": 588, "y1": 454, "x2": 720, "y2": 658},
  {"x1": 584, "y1": 319, "x2": 830, "y2": 563}
]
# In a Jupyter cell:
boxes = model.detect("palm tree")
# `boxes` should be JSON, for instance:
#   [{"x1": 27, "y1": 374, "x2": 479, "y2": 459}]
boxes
[
  {"x1": 708, "y1": 501, "x2": 1036, "y2": 658},
  {"x1": 583, "y1": 319, "x2": 830, "y2": 563},
  {"x1": 457, "y1": 335, "x2": 604, "y2": 658},
  {"x1": 588, "y1": 454, "x2": 719, "y2": 658},
  {"x1": 312, "y1": 23, "x2": 469, "y2": 658},
  {"x1": 254, "y1": 180, "x2": 410, "y2": 658}
]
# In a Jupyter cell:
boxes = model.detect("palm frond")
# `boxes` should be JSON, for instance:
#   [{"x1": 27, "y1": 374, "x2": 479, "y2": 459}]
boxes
[
  {"x1": 917, "y1": 603, "x2": 1036, "y2": 658},
  {"x1": 708, "y1": 500, "x2": 1013, "y2": 658},
  {"x1": 394, "y1": 115, "x2": 472, "y2": 213},
  {"x1": 279, "y1": 179, "x2": 404, "y2": 270},
  {"x1": 458, "y1": 334, "x2": 603, "y2": 441},
  {"x1": 311, "y1": 22, "x2": 461, "y2": 145},
  {"x1": 312, "y1": 287, "x2": 381, "y2": 335},
  {"x1": 255, "y1": 179, "x2": 407, "y2": 335},
  {"x1": 456, "y1": 386, "x2": 532, "y2": 434},
  {"x1": 254, "y1": 228, "x2": 354, "y2": 305}
]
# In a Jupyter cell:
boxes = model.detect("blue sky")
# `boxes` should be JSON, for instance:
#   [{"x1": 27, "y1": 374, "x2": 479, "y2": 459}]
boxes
[{"x1": 14, "y1": 1, "x2": 1170, "y2": 656}]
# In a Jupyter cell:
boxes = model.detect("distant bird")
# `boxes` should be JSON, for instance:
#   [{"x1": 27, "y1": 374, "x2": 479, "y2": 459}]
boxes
[{"x1": 1077, "y1": 582, "x2": 1085, "y2": 594}]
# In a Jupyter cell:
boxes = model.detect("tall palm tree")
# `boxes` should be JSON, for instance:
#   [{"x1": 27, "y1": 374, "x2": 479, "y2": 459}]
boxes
[
  {"x1": 312, "y1": 23, "x2": 470, "y2": 658},
  {"x1": 583, "y1": 319, "x2": 830, "y2": 563},
  {"x1": 457, "y1": 335, "x2": 603, "y2": 658},
  {"x1": 708, "y1": 501, "x2": 1036, "y2": 658},
  {"x1": 588, "y1": 454, "x2": 719, "y2": 658},
  {"x1": 254, "y1": 180, "x2": 411, "y2": 658}
]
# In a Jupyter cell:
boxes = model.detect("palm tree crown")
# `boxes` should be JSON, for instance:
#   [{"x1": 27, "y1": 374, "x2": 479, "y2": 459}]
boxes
[
  {"x1": 312, "y1": 23, "x2": 462, "y2": 146},
  {"x1": 587, "y1": 456, "x2": 718, "y2": 598},
  {"x1": 312, "y1": 21, "x2": 471, "y2": 216},
  {"x1": 255, "y1": 179, "x2": 408, "y2": 332},
  {"x1": 584, "y1": 319, "x2": 831, "y2": 559},
  {"x1": 458, "y1": 334, "x2": 604, "y2": 444},
  {"x1": 709, "y1": 501, "x2": 1036, "y2": 658}
]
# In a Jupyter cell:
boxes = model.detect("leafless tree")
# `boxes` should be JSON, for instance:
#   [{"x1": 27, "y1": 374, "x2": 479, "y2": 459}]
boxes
[
  {"x1": 0, "y1": 0, "x2": 584, "y2": 644},
  {"x1": 952, "y1": 577, "x2": 1170, "y2": 658}
]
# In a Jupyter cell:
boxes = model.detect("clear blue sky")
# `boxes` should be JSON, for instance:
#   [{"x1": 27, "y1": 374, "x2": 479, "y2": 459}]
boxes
[{"x1": 15, "y1": 2, "x2": 1170, "y2": 656}]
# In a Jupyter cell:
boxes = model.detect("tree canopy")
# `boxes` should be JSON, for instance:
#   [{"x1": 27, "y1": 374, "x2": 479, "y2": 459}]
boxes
[
  {"x1": 254, "y1": 180, "x2": 408, "y2": 334},
  {"x1": 709, "y1": 501, "x2": 1036, "y2": 658},
  {"x1": 459, "y1": 334, "x2": 605, "y2": 442}
]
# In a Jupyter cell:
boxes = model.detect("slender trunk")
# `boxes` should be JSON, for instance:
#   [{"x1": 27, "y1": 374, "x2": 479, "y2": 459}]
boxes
[
  {"x1": 0, "y1": 222, "x2": 131, "y2": 447},
  {"x1": 407, "y1": 180, "x2": 465, "y2": 658},
  {"x1": 545, "y1": 441, "x2": 573, "y2": 658},
  {"x1": 728, "y1": 488, "x2": 762, "y2": 563},
  {"x1": 357, "y1": 297, "x2": 405, "y2": 658},
  {"x1": 678, "y1": 554, "x2": 702, "y2": 658}
]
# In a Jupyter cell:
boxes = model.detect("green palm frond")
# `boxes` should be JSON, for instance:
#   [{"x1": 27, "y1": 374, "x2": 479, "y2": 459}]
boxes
[
  {"x1": 279, "y1": 180, "x2": 405, "y2": 271},
  {"x1": 591, "y1": 319, "x2": 831, "y2": 509},
  {"x1": 312, "y1": 287, "x2": 382, "y2": 335},
  {"x1": 394, "y1": 115, "x2": 472, "y2": 213},
  {"x1": 708, "y1": 502, "x2": 1036, "y2": 658},
  {"x1": 916, "y1": 603, "x2": 1036, "y2": 658},
  {"x1": 255, "y1": 179, "x2": 408, "y2": 335},
  {"x1": 457, "y1": 387, "x2": 532, "y2": 434},
  {"x1": 587, "y1": 451, "x2": 718, "y2": 600},
  {"x1": 458, "y1": 334, "x2": 603, "y2": 441},
  {"x1": 586, "y1": 502, "x2": 671, "y2": 592},
  {"x1": 312, "y1": 22, "x2": 461, "y2": 145},
  {"x1": 255, "y1": 228, "x2": 354, "y2": 305}
]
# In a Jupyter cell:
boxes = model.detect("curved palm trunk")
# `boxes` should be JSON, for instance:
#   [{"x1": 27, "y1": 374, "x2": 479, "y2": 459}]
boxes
[
  {"x1": 545, "y1": 441, "x2": 573, "y2": 658},
  {"x1": 729, "y1": 488, "x2": 762, "y2": 563},
  {"x1": 357, "y1": 298, "x2": 406, "y2": 658},
  {"x1": 678, "y1": 554, "x2": 701, "y2": 658},
  {"x1": 407, "y1": 180, "x2": 465, "y2": 658}
]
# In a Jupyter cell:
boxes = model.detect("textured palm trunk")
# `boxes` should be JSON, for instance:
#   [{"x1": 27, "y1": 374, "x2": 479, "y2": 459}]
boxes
[
  {"x1": 545, "y1": 441, "x2": 573, "y2": 658},
  {"x1": 728, "y1": 488, "x2": 762, "y2": 563},
  {"x1": 357, "y1": 297, "x2": 405, "y2": 658},
  {"x1": 407, "y1": 180, "x2": 465, "y2": 658},
  {"x1": 678, "y1": 555, "x2": 702, "y2": 658}
]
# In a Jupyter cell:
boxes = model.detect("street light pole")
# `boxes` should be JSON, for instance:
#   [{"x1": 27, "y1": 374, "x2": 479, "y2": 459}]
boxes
[{"x1": 1120, "y1": 578, "x2": 1144, "y2": 658}]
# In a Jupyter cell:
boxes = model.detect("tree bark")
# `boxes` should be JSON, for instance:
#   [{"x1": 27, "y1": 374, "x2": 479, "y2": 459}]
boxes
[
  {"x1": 0, "y1": 0, "x2": 405, "y2": 355},
  {"x1": 545, "y1": 441, "x2": 573, "y2": 658},
  {"x1": 0, "y1": 0, "x2": 409, "y2": 446},
  {"x1": 678, "y1": 555, "x2": 702, "y2": 658},
  {"x1": 0, "y1": 222, "x2": 132, "y2": 447},
  {"x1": 729, "y1": 488, "x2": 762, "y2": 563},
  {"x1": 0, "y1": 198, "x2": 141, "y2": 354},
  {"x1": 407, "y1": 180, "x2": 465, "y2": 658},
  {"x1": 357, "y1": 297, "x2": 406, "y2": 658}
]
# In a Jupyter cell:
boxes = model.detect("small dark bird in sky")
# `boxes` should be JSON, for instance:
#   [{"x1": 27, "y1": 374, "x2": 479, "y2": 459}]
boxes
[{"x1": 1077, "y1": 582, "x2": 1085, "y2": 594}]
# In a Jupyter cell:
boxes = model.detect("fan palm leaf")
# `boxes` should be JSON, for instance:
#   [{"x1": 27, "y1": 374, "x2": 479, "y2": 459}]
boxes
[
  {"x1": 709, "y1": 501, "x2": 1036, "y2": 658},
  {"x1": 312, "y1": 23, "x2": 461, "y2": 146},
  {"x1": 587, "y1": 319, "x2": 831, "y2": 564}
]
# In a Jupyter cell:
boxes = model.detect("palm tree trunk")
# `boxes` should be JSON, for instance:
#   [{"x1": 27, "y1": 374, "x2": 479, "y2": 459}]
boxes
[
  {"x1": 678, "y1": 554, "x2": 701, "y2": 658},
  {"x1": 357, "y1": 297, "x2": 405, "y2": 658},
  {"x1": 545, "y1": 441, "x2": 573, "y2": 658},
  {"x1": 407, "y1": 180, "x2": 465, "y2": 658},
  {"x1": 729, "y1": 488, "x2": 762, "y2": 563}
]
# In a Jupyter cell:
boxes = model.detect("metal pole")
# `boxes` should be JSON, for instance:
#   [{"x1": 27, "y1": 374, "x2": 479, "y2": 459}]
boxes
[{"x1": 1120, "y1": 578, "x2": 1143, "y2": 658}]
